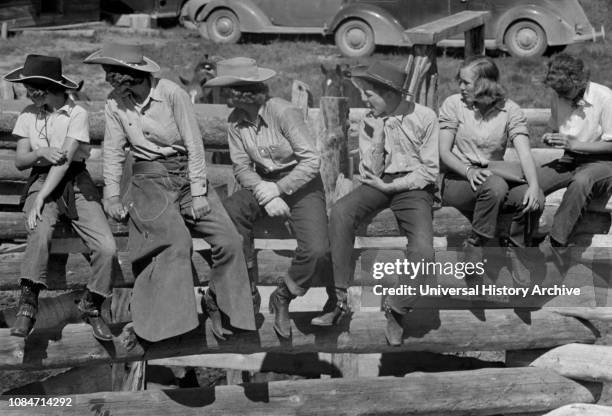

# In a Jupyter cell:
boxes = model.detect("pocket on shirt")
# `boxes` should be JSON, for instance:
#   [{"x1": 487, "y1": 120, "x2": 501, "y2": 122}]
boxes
[{"x1": 267, "y1": 142, "x2": 293, "y2": 163}]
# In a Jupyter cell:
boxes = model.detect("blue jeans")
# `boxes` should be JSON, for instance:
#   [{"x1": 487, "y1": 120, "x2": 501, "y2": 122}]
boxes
[
  {"x1": 329, "y1": 180, "x2": 435, "y2": 314},
  {"x1": 21, "y1": 177, "x2": 117, "y2": 297},
  {"x1": 538, "y1": 154, "x2": 612, "y2": 245},
  {"x1": 126, "y1": 158, "x2": 255, "y2": 342}
]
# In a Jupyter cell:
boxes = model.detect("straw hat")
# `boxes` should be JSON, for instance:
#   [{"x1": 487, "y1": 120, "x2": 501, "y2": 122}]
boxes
[
  {"x1": 203, "y1": 57, "x2": 276, "y2": 87},
  {"x1": 4, "y1": 54, "x2": 80, "y2": 89},
  {"x1": 83, "y1": 43, "x2": 160, "y2": 73}
]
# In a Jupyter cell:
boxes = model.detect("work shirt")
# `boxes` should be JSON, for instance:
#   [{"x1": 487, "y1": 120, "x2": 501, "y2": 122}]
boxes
[
  {"x1": 439, "y1": 93, "x2": 529, "y2": 167},
  {"x1": 13, "y1": 98, "x2": 91, "y2": 162},
  {"x1": 549, "y1": 81, "x2": 612, "y2": 143},
  {"x1": 359, "y1": 100, "x2": 439, "y2": 191},
  {"x1": 103, "y1": 77, "x2": 207, "y2": 199},
  {"x1": 227, "y1": 97, "x2": 320, "y2": 196}
]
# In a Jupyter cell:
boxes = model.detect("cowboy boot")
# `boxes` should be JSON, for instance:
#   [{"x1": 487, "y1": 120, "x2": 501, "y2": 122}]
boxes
[
  {"x1": 310, "y1": 287, "x2": 350, "y2": 327},
  {"x1": 382, "y1": 300, "x2": 403, "y2": 347},
  {"x1": 202, "y1": 288, "x2": 233, "y2": 340},
  {"x1": 78, "y1": 289, "x2": 113, "y2": 342},
  {"x1": 268, "y1": 278, "x2": 296, "y2": 338},
  {"x1": 11, "y1": 281, "x2": 40, "y2": 338}
]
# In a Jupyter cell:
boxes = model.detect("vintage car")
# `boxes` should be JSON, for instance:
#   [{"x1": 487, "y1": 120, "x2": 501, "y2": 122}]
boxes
[{"x1": 104, "y1": 0, "x2": 604, "y2": 58}]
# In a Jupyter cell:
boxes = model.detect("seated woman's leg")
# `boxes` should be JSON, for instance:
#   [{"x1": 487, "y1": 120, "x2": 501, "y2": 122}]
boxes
[
  {"x1": 189, "y1": 187, "x2": 257, "y2": 333},
  {"x1": 12, "y1": 196, "x2": 60, "y2": 337}
]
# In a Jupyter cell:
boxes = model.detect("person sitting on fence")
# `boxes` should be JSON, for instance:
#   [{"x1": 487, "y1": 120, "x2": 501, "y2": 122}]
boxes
[
  {"x1": 203, "y1": 57, "x2": 334, "y2": 339},
  {"x1": 537, "y1": 53, "x2": 612, "y2": 265},
  {"x1": 438, "y1": 56, "x2": 543, "y2": 284},
  {"x1": 5, "y1": 54, "x2": 118, "y2": 341},
  {"x1": 312, "y1": 61, "x2": 439, "y2": 346},
  {"x1": 84, "y1": 43, "x2": 256, "y2": 343}
]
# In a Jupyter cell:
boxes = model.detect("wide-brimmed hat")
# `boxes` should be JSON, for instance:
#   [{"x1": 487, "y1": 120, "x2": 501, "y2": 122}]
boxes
[
  {"x1": 203, "y1": 57, "x2": 276, "y2": 88},
  {"x1": 4, "y1": 54, "x2": 80, "y2": 89},
  {"x1": 350, "y1": 61, "x2": 407, "y2": 94},
  {"x1": 83, "y1": 43, "x2": 160, "y2": 73}
]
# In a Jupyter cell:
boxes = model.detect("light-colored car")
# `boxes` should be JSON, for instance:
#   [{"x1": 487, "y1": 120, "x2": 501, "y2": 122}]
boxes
[{"x1": 105, "y1": 0, "x2": 605, "y2": 58}]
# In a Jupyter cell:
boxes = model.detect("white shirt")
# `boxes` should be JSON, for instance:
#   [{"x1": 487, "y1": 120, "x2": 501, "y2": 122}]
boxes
[
  {"x1": 549, "y1": 81, "x2": 612, "y2": 143},
  {"x1": 12, "y1": 98, "x2": 91, "y2": 162}
]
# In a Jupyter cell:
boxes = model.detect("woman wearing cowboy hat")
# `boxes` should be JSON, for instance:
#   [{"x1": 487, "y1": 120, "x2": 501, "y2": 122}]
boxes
[
  {"x1": 84, "y1": 43, "x2": 256, "y2": 343},
  {"x1": 204, "y1": 57, "x2": 333, "y2": 339},
  {"x1": 5, "y1": 54, "x2": 118, "y2": 341}
]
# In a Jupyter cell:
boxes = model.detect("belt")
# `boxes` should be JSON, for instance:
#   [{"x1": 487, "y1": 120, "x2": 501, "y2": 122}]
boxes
[{"x1": 133, "y1": 154, "x2": 188, "y2": 175}]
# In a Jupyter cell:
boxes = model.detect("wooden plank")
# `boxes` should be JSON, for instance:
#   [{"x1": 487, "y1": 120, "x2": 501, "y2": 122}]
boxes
[
  {"x1": 0, "y1": 368, "x2": 596, "y2": 416},
  {"x1": 403, "y1": 11, "x2": 489, "y2": 45},
  {"x1": 530, "y1": 344, "x2": 612, "y2": 382},
  {"x1": 290, "y1": 80, "x2": 311, "y2": 119},
  {"x1": 465, "y1": 24, "x2": 485, "y2": 57},
  {"x1": 0, "y1": 309, "x2": 597, "y2": 370},
  {"x1": 543, "y1": 404, "x2": 612, "y2": 416}
]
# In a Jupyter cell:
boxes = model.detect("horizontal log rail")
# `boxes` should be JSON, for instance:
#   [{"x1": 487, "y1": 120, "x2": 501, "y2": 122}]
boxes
[
  {"x1": 404, "y1": 10, "x2": 489, "y2": 45},
  {"x1": 0, "y1": 368, "x2": 596, "y2": 416},
  {"x1": 0, "y1": 309, "x2": 597, "y2": 370}
]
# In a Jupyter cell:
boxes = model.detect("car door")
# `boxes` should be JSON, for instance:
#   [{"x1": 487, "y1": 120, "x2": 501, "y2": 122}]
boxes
[
  {"x1": 251, "y1": 0, "x2": 343, "y2": 27},
  {"x1": 371, "y1": 0, "x2": 449, "y2": 30}
]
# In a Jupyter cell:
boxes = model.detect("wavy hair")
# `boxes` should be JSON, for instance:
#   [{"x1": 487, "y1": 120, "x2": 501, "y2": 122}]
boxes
[
  {"x1": 226, "y1": 82, "x2": 270, "y2": 106},
  {"x1": 102, "y1": 64, "x2": 149, "y2": 88},
  {"x1": 544, "y1": 53, "x2": 589, "y2": 100},
  {"x1": 457, "y1": 56, "x2": 506, "y2": 107}
]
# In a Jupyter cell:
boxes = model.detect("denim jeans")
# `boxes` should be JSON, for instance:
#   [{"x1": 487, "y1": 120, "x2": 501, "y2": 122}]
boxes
[
  {"x1": 223, "y1": 175, "x2": 331, "y2": 294},
  {"x1": 126, "y1": 159, "x2": 255, "y2": 342},
  {"x1": 329, "y1": 180, "x2": 435, "y2": 314},
  {"x1": 538, "y1": 154, "x2": 612, "y2": 245},
  {"x1": 441, "y1": 173, "x2": 544, "y2": 245},
  {"x1": 21, "y1": 177, "x2": 117, "y2": 297}
]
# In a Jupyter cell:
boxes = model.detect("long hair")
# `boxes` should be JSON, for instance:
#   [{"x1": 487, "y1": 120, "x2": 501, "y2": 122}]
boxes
[
  {"x1": 544, "y1": 53, "x2": 589, "y2": 101},
  {"x1": 457, "y1": 56, "x2": 506, "y2": 107},
  {"x1": 225, "y1": 82, "x2": 270, "y2": 106}
]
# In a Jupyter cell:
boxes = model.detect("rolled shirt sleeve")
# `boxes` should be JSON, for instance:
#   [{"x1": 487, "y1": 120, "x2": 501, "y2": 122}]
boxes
[
  {"x1": 227, "y1": 122, "x2": 264, "y2": 191},
  {"x1": 103, "y1": 103, "x2": 128, "y2": 199},
  {"x1": 506, "y1": 102, "x2": 529, "y2": 143},
  {"x1": 66, "y1": 109, "x2": 90, "y2": 144},
  {"x1": 274, "y1": 106, "x2": 320, "y2": 195},
  {"x1": 170, "y1": 87, "x2": 207, "y2": 196},
  {"x1": 438, "y1": 95, "x2": 460, "y2": 133}
]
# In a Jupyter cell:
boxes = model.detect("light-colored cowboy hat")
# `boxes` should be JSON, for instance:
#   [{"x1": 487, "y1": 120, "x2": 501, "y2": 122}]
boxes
[
  {"x1": 203, "y1": 57, "x2": 276, "y2": 88},
  {"x1": 83, "y1": 43, "x2": 160, "y2": 73},
  {"x1": 350, "y1": 61, "x2": 408, "y2": 94},
  {"x1": 4, "y1": 54, "x2": 80, "y2": 89}
]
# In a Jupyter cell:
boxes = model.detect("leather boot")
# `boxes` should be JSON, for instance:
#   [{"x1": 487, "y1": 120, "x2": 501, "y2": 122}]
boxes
[
  {"x1": 310, "y1": 288, "x2": 349, "y2": 327},
  {"x1": 78, "y1": 289, "x2": 113, "y2": 342},
  {"x1": 382, "y1": 300, "x2": 403, "y2": 347},
  {"x1": 268, "y1": 278, "x2": 295, "y2": 338},
  {"x1": 11, "y1": 282, "x2": 40, "y2": 338},
  {"x1": 202, "y1": 289, "x2": 232, "y2": 340}
]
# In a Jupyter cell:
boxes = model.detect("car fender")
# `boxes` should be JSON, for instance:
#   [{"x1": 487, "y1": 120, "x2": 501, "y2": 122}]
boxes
[
  {"x1": 329, "y1": 4, "x2": 406, "y2": 45},
  {"x1": 190, "y1": 0, "x2": 272, "y2": 31},
  {"x1": 495, "y1": 5, "x2": 574, "y2": 47}
]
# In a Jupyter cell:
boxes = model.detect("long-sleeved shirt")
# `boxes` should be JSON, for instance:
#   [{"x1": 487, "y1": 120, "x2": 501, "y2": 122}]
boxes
[
  {"x1": 359, "y1": 100, "x2": 439, "y2": 191},
  {"x1": 438, "y1": 93, "x2": 529, "y2": 167},
  {"x1": 227, "y1": 97, "x2": 320, "y2": 196},
  {"x1": 549, "y1": 81, "x2": 612, "y2": 142},
  {"x1": 103, "y1": 77, "x2": 207, "y2": 199}
]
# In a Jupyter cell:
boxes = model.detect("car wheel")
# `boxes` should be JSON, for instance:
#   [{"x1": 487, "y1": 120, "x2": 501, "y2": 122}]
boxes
[
  {"x1": 335, "y1": 19, "x2": 375, "y2": 58},
  {"x1": 504, "y1": 20, "x2": 547, "y2": 58},
  {"x1": 206, "y1": 9, "x2": 241, "y2": 44}
]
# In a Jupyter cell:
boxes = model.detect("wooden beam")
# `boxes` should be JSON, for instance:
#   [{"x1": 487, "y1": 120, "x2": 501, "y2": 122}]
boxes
[
  {"x1": 403, "y1": 11, "x2": 490, "y2": 45},
  {"x1": 0, "y1": 368, "x2": 596, "y2": 416},
  {"x1": 465, "y1": 24, "x2": 485, "y2": 57},
  {"x1": 530, "y1": 344, "x2": 612, "y2": 382},
  {"x1": 543, "y1": 404, "x2": 612, "y2": 416},
  {"x1": 0, "y1": 309, "x2": 597, "y2": 370}
]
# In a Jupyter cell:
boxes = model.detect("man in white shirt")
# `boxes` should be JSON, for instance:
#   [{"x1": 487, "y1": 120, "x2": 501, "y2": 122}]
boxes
[{"x1": 538, "y1": 53, "x2": 612, "y2": 257}]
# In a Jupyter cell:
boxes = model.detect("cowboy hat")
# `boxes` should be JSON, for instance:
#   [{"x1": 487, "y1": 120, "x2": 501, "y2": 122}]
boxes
[
  {"x1": 83, "y1": 43, "x2": 160, "y2": 73},
  {"x1": 350, "y1": 61, "x2": 407, "y2": 94},
  {"x1": 4, "y1": 54, "x2": 80, "y2": 89},
  {"x1": 203, "y1": 57, "x2": 276, "y2": 88}
]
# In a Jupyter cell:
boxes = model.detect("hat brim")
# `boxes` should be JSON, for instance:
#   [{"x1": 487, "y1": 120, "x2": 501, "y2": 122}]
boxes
[
  {"x1": 83, "y1": 50, "x2": 160, "y2": 73},
  {"x1": 351, "y1": 70, "x2": 407, "y2": 94},
  {"x1": 203, "y1": 68, "x2": 276, "y2": 88},
  {"x1": 3, "y1": 66, "x2": 80, "y2": 89}
]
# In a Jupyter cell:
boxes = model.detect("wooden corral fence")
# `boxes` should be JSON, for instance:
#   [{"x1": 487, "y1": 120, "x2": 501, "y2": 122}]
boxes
[{"x1": 1, "y1": 11, "x2": 612, "y2": 416}]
